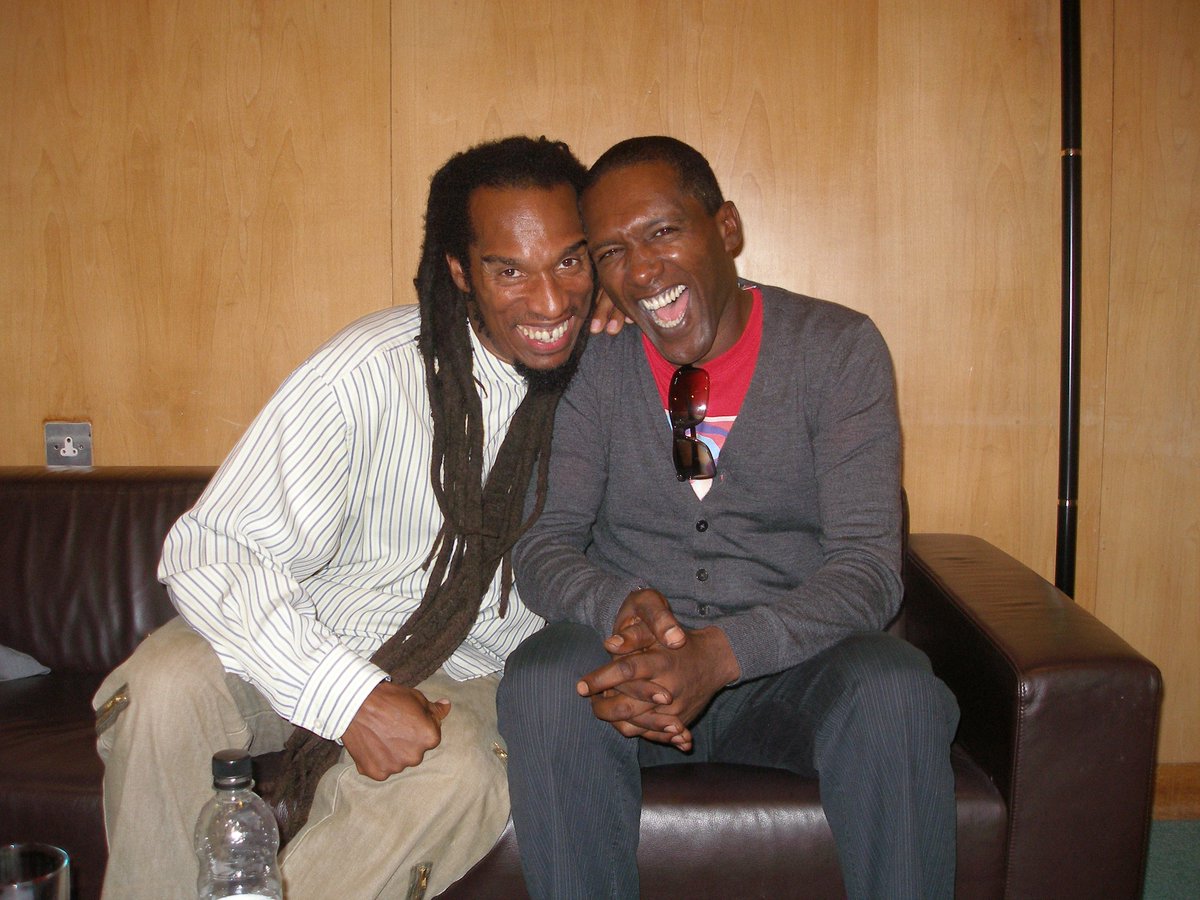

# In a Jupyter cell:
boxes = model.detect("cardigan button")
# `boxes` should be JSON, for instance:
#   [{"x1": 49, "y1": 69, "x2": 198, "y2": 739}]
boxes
[
  {"x1": 695, "y1": 519, "x2": 709, "y2": 532},
  {"x1": 696, "y1": 568, "x2": 709, "y2": 582}
]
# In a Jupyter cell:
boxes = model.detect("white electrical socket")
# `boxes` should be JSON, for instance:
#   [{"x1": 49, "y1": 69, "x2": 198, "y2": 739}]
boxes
[{"x1": 45, "y1": 421, "x2": 93, "y2": 467}]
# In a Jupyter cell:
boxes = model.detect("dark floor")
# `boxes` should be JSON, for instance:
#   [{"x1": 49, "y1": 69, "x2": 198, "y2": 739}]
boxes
[{"x1": 1143, "y1": 819, "x2": 1200, "y2": 899}]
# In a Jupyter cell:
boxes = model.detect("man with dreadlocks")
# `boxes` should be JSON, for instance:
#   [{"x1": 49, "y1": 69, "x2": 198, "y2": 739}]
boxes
[{"x1": 92, "y1": 136, "x2": 599, "y2": 899}]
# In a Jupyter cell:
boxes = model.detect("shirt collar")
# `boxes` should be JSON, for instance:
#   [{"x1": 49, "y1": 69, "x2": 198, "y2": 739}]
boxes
[{"x1": 468, "y1": 318, "x2": 528, "y2": 394}]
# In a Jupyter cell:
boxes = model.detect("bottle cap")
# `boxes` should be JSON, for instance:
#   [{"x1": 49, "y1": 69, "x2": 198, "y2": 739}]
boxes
[{"x1": 211, "y1": 748, "x2": 253, "y2": 789}]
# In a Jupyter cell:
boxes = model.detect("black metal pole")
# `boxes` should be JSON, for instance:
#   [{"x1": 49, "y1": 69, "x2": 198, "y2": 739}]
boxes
[{"x1": 1057, "y1": 0, "x2": 1082, "y2": 596}]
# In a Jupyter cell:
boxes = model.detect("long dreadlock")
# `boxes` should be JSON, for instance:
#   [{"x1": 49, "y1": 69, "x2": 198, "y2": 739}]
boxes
[{"x1": 270, "y1": 137, "x2": 591, "y2": 843}]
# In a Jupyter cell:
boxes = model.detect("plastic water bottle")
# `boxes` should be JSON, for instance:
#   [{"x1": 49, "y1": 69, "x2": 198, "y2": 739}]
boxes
[{"x1": 195, "y1": 749, "x2": 283, "y2": 900}]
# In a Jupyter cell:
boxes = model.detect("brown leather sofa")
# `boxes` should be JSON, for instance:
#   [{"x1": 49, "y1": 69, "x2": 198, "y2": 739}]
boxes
[{"x1": 1, "y1": 467, "x2": 1162, "y2": 899}]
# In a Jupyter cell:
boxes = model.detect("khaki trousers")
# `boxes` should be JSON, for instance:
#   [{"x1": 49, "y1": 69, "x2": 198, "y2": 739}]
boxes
[{"x1": 94, "y1": 618, "x2": 509, "y2": 899}]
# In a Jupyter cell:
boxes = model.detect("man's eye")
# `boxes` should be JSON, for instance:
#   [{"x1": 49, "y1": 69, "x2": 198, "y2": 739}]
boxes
[
  {"x1": 594, "y1": 247, "x2": 619, "y2": 263},
  {"x1": 653, "y1": 226, "x2": 676, "y2": 238},
  {"x1": 500, "y1": 268, "x2": 521, "y2": 278},
  {"x1": 560, "y1": 257, "x2": 580, "y2": 269}
]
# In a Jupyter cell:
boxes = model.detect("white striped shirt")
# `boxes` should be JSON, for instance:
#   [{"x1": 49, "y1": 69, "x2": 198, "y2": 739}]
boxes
[{"x1": 159, "y1": 305, "x2": 544, "y2": 741}]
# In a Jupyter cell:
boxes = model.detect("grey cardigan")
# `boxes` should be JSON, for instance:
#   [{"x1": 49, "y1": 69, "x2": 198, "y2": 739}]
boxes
[{"x1": 512, "y1": 282, "x2": 903, "y2": 681}]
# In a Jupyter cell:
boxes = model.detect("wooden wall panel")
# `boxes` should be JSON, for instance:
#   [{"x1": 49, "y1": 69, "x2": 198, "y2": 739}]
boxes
[
  {"x1": 1102, "y1": 0, "x2": 1200, "y2": 764},
  {"x1": 1074, "y1": 0, "x2": 1117, "y2": 613},
  {"x1": 875, "y1": 1, "x2": 1066, "y2": 577},
  {"x1": 392, "y1": 0, "x2": 886, "y2": 312},
  {"x1": 0, "y1": 0, "x2": 391, "y2": 464}
]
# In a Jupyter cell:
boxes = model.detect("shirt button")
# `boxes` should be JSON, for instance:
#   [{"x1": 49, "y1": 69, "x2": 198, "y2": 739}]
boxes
[
  {"x1": 697, "y1": 603, "x2": 710, "y2": 616},
  {"x1": 695, "y1": 519, "x2": 709, "y2": 532},
  {"x1": 696, "y1": 568, "x2": 709, "y2": 582}
]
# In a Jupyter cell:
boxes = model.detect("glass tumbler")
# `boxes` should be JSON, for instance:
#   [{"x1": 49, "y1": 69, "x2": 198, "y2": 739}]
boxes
[{"x1": 0, "y1": 844, "x2": 69, "y2": 900}]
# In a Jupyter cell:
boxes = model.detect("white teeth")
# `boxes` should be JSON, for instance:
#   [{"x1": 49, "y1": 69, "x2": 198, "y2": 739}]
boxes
[
  {"x1": 639, "y1": 284, "x2": 685, "y2": 312},
  {"x1": 640, "y1": 285, "x2": 686, "y2": 328},
  {"x1": 518, "y1": 320, "x2": 570, "y2": 343}
]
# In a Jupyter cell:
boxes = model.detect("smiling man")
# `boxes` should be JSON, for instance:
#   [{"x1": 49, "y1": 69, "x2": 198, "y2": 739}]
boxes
[
  {"x1": 499, "y1": 136, "x2": 960, "y2": 899},
  {"x1": 92, "y1": 136, "x2": 598, "y2": 899}
]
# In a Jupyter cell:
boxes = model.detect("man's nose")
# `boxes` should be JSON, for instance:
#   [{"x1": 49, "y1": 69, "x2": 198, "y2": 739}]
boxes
[
  {"x1": 627, "y1": 243, "x2": 661, "y2": 285},
  {"x1": 529, "y1": 272, "x2": 570, "y2": 318}
]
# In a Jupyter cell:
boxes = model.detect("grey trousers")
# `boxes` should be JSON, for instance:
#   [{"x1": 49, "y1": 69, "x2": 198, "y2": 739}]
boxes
[
  {"x1": 94, "y1": 617, "x2": 510, "y2": 900},
  {"x1": 498, "y1": 623, "x2": 960, "y2": 900}
]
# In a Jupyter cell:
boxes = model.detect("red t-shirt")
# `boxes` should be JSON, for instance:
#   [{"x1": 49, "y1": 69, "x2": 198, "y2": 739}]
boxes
[{"x1": 643, "y1": 287, "x2": 763, "y2": 494}]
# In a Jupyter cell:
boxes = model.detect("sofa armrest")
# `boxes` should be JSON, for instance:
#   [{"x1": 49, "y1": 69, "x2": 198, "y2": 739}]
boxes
[{"x1": 902, "y1": 533, "x2": 1161, "y2": 900}]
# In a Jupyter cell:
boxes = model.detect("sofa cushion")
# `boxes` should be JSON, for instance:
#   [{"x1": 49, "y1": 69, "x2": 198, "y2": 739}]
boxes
[
  {"x1": 441, "y1": 747, "x2": 1006, "y2": 899},
  {"x1": 0, "y1": 645, "x2": 50, "y2": 680},
  {"x1": 0, "y1": 673, "x2": 107, "y2": 900}
]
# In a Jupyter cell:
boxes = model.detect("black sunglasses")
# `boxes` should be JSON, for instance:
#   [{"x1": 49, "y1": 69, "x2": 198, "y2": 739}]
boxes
[{"x1": 668, "y1": 364, "x2": 717, "y2": 481}]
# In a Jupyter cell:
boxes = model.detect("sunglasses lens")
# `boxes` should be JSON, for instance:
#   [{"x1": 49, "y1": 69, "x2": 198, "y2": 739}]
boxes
[
  {"x1": 669, "y1": 365, "x2": 709, "y2": 429},
  {"x1": 673, "y1": 433, "x2": 716, "y2": 481}
]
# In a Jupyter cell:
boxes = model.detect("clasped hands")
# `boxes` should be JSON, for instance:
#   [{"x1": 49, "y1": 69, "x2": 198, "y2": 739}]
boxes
[{"x1": 576, "y1": 588, "x2": 741, "y2": 751}]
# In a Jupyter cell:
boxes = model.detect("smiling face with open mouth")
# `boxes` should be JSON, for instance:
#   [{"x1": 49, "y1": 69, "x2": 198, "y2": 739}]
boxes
[
  {"x1": 583, "y1": 160, "x2": 749, "y2": 367},
  {"x1": 448, "y1": 183, "x2": 594, "y2": 374}
]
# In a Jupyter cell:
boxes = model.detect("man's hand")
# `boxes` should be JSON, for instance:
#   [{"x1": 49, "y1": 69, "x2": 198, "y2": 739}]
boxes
[
  {"x1": 579, "y1": 626, "x2": 742, "y2": 752},
  {"x1": 587, "y1": 588, "x2": 689, "y2": 741},
  {"x1": 603, "y1": 588, "x2": 687, "y2": 657},
  {"x1": 590, "y1": 289, "x2": 634, "y2": 335},
  {"x1": 340, "y1": 681, "x2": 451, "y2": 780}
]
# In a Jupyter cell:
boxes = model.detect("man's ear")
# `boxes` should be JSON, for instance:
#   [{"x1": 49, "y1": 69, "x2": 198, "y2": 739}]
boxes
[
  {"x1": 446, "y1": 254, "x2": 470, "y2": 293},
  {"x1": 716, "y1": 201, "x2": 743, "y2": 255}
]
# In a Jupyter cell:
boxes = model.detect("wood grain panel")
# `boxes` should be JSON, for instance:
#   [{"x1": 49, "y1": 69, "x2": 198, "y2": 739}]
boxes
[
  {"x1": 1154, "y1": 764, "x2": 1200, "y2": 819},
  {"x1": 0, "y1": 0, "x2": 390, "y2": 464},
  {"x1": 391, "y1": 1, "x2": 883, "y2": 310},
  {"x1": 877, "y1": 1, "x2": 1065, "y2": 579},
  {"x1": 1102, "y1": 0, "x2": 1200, "y2": 764},
  {"x1": 1071, "y1": 0, "x2": 1116, "y2": 613}
]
